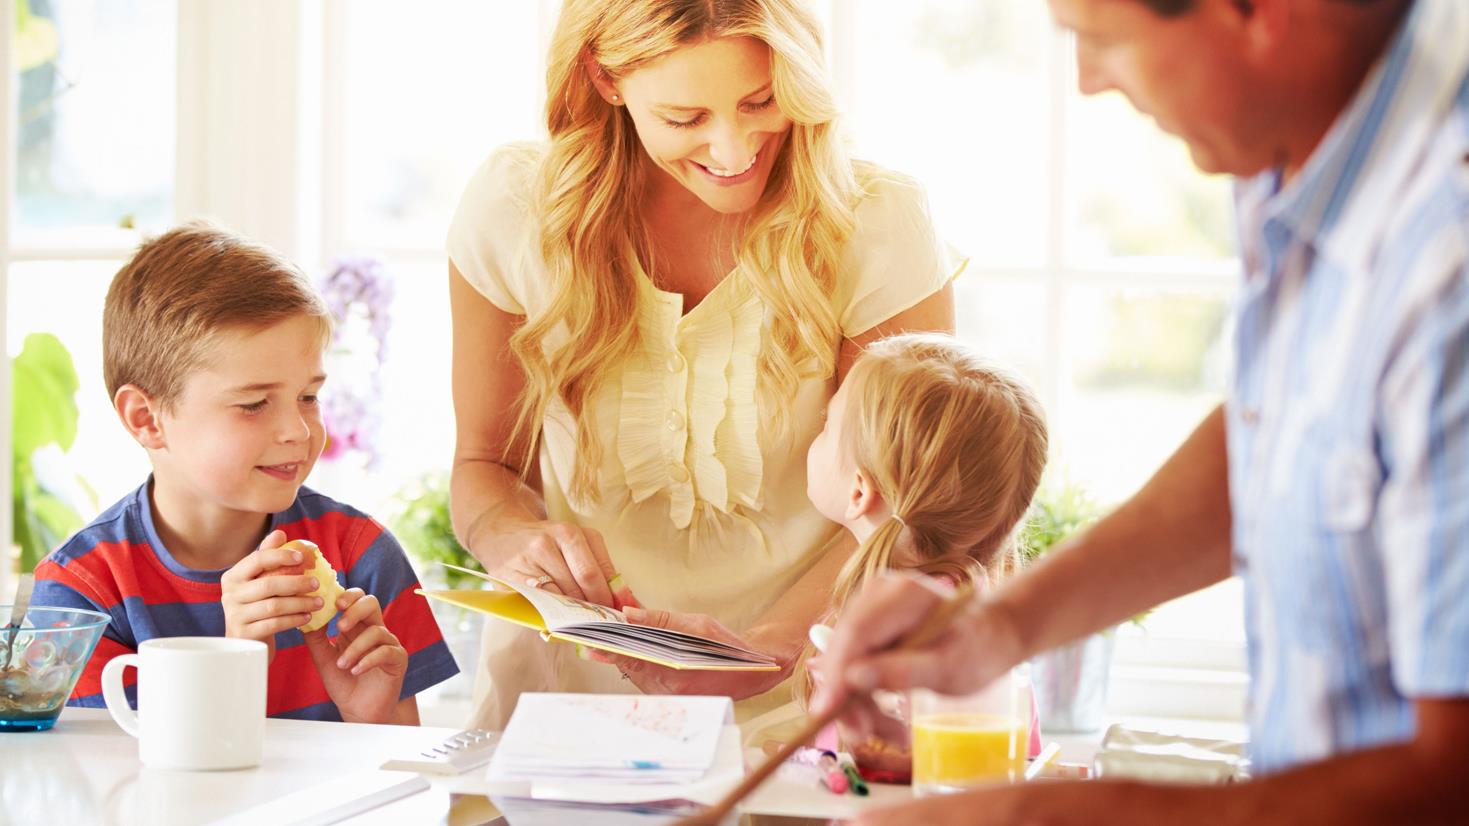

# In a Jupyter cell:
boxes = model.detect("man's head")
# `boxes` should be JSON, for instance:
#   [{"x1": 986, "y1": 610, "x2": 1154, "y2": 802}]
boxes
[
  {"x1": 1048, "y1": 0, "x2": 1410, "y2": 177},
  {"x1": 104, "y1": 223, "x2": 334, "y2": 515}
]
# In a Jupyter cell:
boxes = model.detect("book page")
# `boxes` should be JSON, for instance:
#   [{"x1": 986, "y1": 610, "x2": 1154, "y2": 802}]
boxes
[{"x1": 439, "y1": 562, "x2": 625, "y2": 630}]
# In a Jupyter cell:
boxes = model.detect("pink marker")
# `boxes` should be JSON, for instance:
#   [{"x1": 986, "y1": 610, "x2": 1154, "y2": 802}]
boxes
[
  {"x1": 821, "y1": 766, "x2": 850, "y2": 794},
  {"x1": 790, "y1": 746, "x2": 849, "y2": 794}
]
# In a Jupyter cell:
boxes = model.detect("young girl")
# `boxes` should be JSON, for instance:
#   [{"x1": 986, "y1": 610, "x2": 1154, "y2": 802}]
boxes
[{"x1": 801, "y1": 332, "x2": 1049, "y2": 778}]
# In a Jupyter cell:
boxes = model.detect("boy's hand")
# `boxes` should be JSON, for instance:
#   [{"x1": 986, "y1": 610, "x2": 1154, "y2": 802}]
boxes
[
  {"x1": 221, "y1": 529, "x2": 324, "y2": 663},
  {"x1": 302, "y1": 588, "x2": 408, "y2": 724}
]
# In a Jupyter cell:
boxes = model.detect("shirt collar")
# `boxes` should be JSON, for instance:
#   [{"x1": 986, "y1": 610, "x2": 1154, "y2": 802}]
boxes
[{"x1": 1245, "y1": 0, "x2": 1468, "y2": 275}]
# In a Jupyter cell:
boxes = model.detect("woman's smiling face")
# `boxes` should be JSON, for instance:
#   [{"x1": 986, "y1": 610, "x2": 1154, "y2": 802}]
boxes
[{"x1": 606, "y1": 36, "x2": 793, "y2": 214}]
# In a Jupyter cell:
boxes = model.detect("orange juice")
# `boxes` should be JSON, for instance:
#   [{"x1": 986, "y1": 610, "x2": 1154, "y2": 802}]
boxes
[{"x1": 911, "y1": 712, "x2": 1029, "y2": 792}]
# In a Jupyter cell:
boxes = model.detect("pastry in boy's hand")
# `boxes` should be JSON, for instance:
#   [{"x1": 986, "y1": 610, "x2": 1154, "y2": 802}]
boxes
[{"x1": 280, "y1": 539, "x2": 345, "y2": 632}]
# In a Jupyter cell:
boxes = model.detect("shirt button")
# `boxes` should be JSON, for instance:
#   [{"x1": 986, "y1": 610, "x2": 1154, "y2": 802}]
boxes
[
  {"x1": 667, "y1": 411, "x2": 685, "y2": 432},
  {"x1": 1240, "y1": 407, "x2": 1261, "y2": 426},
  {"x1": 669, "y1": 463, "x2": 690, "y2": 483},
  {"x1": 666, "y1": 353, "x2": 686, "y2": 373}
]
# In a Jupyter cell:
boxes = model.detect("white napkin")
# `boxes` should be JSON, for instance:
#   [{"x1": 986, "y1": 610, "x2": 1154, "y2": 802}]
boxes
[{"x1": 1093, "y1": 724, "x2": 1248, "y2": 784}]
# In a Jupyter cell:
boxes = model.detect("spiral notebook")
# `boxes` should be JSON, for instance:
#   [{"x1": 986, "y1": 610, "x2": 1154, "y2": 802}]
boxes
[{"x1": 417, "y1": 564, "x2": 779, "y2": 672}]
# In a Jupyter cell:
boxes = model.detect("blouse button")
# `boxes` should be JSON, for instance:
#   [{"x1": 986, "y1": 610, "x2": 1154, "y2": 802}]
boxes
[
  {"x1": 667, "y1": 410, "x2": 685, "y2": 432},
  {"x1": 667, "y1": 353, "x2": 686, "y2": 373},
  {"x1": 669, "y1": 463, "x2": 691, "y2": 483}
]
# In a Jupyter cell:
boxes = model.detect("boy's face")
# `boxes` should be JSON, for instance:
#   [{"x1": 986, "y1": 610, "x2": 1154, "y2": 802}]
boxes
[
  {"x1": 151, "y1": 315, "x2": 327, "y2": 517},
  {"x1": 806, "y1": 380, "x2": 859, "y2": 526}
]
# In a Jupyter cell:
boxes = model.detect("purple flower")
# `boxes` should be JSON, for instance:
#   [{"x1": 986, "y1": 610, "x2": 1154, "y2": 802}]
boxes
[{"x1": 318, "y1": 256, "x2": 394, "y2": 469}]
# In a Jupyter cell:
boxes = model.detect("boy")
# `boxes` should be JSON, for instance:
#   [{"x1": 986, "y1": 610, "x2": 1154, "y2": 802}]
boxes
[{"x1": 32, "y1": 222, "x2": 458, "y2": 724}]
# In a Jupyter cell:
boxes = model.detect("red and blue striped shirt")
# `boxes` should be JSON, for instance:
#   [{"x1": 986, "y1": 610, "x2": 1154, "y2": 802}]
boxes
[{"x1": 32, "y1": 481, "x2": 459, "y2": 721}]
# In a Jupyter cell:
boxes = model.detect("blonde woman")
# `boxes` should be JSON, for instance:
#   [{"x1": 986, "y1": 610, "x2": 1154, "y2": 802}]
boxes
[
  {"x1": 448, "y1": 0, "x2": 958, "y2": 728},
  {"x1": 799, "y1": 333, "x2": 1048, "y2": 776}
]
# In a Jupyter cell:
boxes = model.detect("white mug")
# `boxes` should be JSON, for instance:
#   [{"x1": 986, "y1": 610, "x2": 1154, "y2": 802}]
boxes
[{"x1": 101, "y1": 637, "x2": 267, "y2": 770}]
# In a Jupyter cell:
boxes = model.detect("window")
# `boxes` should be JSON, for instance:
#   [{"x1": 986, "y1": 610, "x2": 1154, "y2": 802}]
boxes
[
  {"x1": 332, "y1": 0, "x2": 554, "y2": 253},
  {"x1": 833, "y1": 0, "x2": 1245, "y2": 712},
  {"x1": 5, "y1": 3, "x2": 1246, "y2": 718},
  {"x1": 13, "y1": 0, "x2": 176, "y2": 244},
  {"x1": 309, "y1": 0, "x2": 564, "y2": 512},
  {"x1": 5, "y1": 1, "x2": 177, "y2": 567}
]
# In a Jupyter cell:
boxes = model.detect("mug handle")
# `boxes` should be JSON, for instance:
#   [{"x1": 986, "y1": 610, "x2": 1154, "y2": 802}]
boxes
[{"x1": 101, "y1": 653, "x2": 142, "y2": 738}]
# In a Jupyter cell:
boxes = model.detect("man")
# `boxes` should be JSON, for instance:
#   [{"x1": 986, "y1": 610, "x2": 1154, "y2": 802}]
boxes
[{"x1": 812, "y1": 0, "x2": 1469, "y2": 823}]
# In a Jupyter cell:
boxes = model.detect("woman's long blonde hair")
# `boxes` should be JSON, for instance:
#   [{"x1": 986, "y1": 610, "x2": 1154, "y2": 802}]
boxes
[
  {"x1": 830, "y1": 333, "x2": 1050, "y2": 610},
  {"x1": 509, "y1": 0, "x2": 861, "y2": 504}
]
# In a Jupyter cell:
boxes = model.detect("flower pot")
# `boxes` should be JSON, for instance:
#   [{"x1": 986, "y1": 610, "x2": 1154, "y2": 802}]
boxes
[{"x1": 1031, "y1": 629, "x2": 1115, "y2": 733}]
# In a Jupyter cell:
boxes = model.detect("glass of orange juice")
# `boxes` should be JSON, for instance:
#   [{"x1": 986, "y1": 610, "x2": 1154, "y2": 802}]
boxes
[{"x1": 910, "y1": 666, "x2": 1031, "y2": 795}]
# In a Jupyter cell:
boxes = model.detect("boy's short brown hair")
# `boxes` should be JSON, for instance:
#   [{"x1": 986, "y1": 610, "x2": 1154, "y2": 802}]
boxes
[{"x1": 103, "y1": 221, "x2": 333, "y2": 407}]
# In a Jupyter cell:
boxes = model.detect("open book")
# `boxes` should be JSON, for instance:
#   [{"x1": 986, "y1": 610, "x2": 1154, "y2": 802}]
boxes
[{"x1": 417, "y1": 564, "x2": 779, "y2": 672}]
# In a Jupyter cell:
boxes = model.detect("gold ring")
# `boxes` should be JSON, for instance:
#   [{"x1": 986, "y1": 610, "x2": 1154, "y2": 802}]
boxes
[
  {"x1": 608, "y1": 572, "x2": 626, "y2": 591},
  {"x1": 527, "y1": 574, "x2": 554, "y2": 589}
]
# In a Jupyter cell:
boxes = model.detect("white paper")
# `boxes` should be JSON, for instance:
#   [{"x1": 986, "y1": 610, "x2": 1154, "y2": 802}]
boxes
[{"x1": 488, "y1": 694, "x2": 733, "y2": 787}]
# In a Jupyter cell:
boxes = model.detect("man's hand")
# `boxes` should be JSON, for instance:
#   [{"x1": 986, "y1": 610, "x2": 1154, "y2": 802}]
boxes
[
  {"x1": 221, "y1": 529, "x2": 322, "y2": 663},
  {"x1": 301, "y1": 588, "x2": 409, "y2": 724},
  {"x1": 810, "y1": 573, "x2": 1024, "y2": 739}
]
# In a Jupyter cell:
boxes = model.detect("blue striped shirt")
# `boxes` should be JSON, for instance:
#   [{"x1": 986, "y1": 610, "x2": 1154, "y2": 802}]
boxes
[{"x1": 1229, "y1": 0, "x2": 1469, "y2": 773}]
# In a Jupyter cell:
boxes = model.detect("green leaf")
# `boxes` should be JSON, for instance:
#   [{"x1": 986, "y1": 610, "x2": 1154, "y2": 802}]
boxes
[
  {"x1": 14, "y1": 1, "x2": 60, "y2": 73},
  {"x1": 388, "y1": 474, "x2": 480, "y2": 590},
  {"x1": 12, "y1": 332, "x2": 81, "y2": 458},
  {"x1": 11, "y1": 334, "x2": 87, "y2": 573},
  {"x1": 13, "y1": 483, "x2": 39, "y2": 573},
  {"x1": 1021, "y1": 480, "x2": 1104, "y2": 563},
  {"x1": 14, "y1": 484, "x2": 84, "y2": 573}
]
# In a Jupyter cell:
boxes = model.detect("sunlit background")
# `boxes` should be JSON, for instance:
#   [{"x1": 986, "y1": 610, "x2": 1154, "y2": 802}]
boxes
[{"x1": 3, "y1": 0, "x2": 1246, "y2": 718}]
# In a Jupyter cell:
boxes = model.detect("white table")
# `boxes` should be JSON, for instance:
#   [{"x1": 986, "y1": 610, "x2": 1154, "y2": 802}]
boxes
[
  {"x1": 0, "y1": 708, "x2": 921, "y2": 825},
  {"x1": 8, "y1": 705, "x2": 1218, "y2": 824},
  {"x1": 0, "y1": 709, "x2": 465, "y2": 825}
]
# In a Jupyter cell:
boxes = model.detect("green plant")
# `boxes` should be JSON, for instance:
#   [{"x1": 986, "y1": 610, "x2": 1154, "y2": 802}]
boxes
[
  {"x1": 1022, "y1": 479, "x2": 1149, "y2": 627},
  {"x1": 388, "y1": 473, "x2": 480, "y2": 590},
  {"x1": 12, "y1": 333, "x2": 93, "y2": 572},
  {"x1": 1021, "y1": 480, "x2": 1104, "y2": 564}
]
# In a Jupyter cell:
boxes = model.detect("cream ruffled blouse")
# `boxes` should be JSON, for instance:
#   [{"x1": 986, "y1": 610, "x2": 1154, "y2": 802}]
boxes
[{"x1": 447, "y1": 143, "x2": 962, "y2": 729}]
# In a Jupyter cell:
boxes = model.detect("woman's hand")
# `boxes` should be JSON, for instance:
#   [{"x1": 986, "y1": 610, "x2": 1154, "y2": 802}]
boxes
[
  {"x1": 588, "y1": 606, "x2": 794, "y2": 698},
  {"x1": 472, "y1": 515, "x2": 640, "y2": 609}
]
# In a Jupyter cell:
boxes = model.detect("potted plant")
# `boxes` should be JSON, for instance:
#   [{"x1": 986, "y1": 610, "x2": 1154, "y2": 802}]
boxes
[
  {"x1": 387, "y1": 472, "x2": 482, "y2": 697},
  {"x1": 1023, "y1": 479, "x2": 1140, "y2": 733}
]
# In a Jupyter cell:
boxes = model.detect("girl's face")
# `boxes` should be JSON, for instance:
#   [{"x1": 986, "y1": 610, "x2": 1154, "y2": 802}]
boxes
[
  {"x1": 806, "y1": 380, "x2": 858, "y2": 526},
  {"x1": 806, "y1": 380, "x2": 924, "y2": 566},
  {"x1": 609, "y1": 36, "x2": 793, "y2": 215}
]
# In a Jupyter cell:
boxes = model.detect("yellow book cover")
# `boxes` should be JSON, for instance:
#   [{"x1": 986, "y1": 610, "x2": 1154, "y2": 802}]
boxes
[{"x1": 417, "y1": 564, "x2": 779, "y2": 672}]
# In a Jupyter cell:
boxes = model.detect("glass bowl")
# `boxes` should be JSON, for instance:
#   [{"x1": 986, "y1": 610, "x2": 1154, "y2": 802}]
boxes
[{"x1": 1, "y1": 605, "x2": 110, "y2": 732}]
